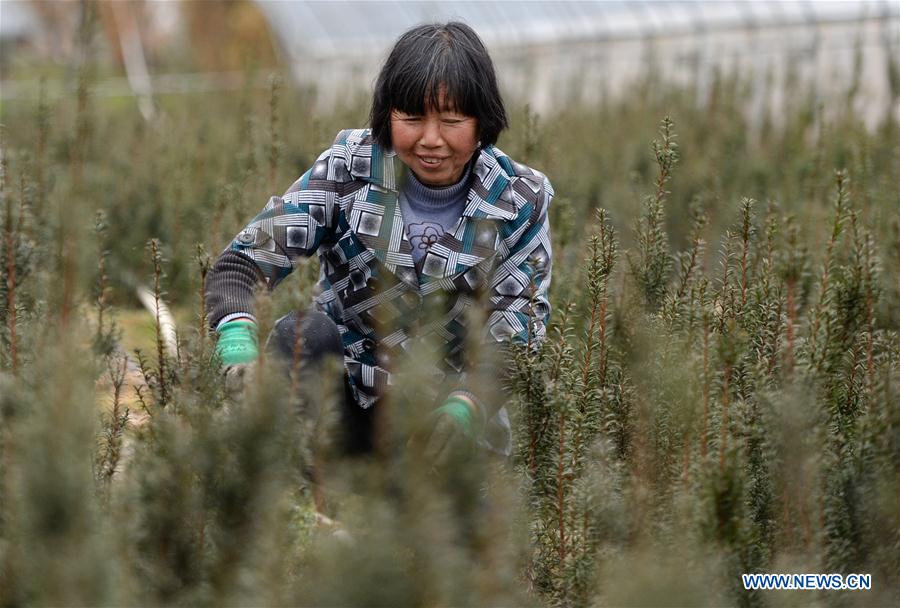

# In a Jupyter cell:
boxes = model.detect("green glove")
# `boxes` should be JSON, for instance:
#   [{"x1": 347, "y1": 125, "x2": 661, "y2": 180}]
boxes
[
  {"x1": 423, "y1": 394, "x2": 480, "y2": 466},
  {"x1": 433, "y1": 396, "x2": 477, "y2": 438},
  {"x1": 216, "y1": 320, "x2": 259, "y2": 366}
]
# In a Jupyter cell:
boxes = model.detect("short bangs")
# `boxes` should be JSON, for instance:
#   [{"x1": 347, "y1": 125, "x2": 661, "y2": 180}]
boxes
[{"x1": 369, "y1": 22, "x2": 509, "y2": 150}]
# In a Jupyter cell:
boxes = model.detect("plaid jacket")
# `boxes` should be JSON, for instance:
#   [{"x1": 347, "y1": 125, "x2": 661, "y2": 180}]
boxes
[{"x1": 207, "y1": 128, "x2": 553, "y2": 418}]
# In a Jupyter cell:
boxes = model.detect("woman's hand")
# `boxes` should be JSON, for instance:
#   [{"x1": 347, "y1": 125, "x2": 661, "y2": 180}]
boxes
[
  {"x1": 421, "y1": 394, "x2": 480, "y2": 467},
  {"x1": 216, "y1": 319, "x2": 259, "y2": 393}
]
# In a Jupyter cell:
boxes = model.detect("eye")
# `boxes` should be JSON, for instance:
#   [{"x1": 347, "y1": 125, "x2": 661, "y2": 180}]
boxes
[{"x1": 441, "y1": 118, "x2": 464, "y2": 125}]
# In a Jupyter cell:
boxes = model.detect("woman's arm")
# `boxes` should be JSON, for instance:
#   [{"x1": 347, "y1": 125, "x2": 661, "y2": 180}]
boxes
[
  {"x1": 452, "y1": 173, "x2": 554, "y2": 425},
  {"x1": 205, "y1": 148, "x2": 344, "y2": 329}
]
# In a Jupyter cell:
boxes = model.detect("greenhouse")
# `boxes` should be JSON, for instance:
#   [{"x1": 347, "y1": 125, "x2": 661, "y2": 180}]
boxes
[{"x1": 255, "y1": 0, "x2": 900, "y2": 125}]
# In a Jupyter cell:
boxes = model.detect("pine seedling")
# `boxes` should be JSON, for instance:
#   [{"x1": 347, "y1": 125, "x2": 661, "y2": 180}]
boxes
[
  {"x1": 132, "y1": 351, "x2": 157, "y2": 423},
  {"x1": 806, "y1": 170, "x2": 849, "y2": 373},
  {"x1": 714, "y1": 320, "x2": 749, "y2": 471},
  {"x1": 195, "y1": 244, "x2": 211, "y2": 347},
  {"x1": 514, "y1": 301, "x2": 568, "y2": 481},
  {"x1": 123, "y1": 410, "x2": 206, "y2": 604},
  {"x1": 0, "y1": 377, "x2": 23, "y2": 604},
  {"x1": 565, "y1": 438, "x2": 627, "y2": 608},
  {"x1": 759, "y1": 201, "x2": 779, "y2": 281},
  {"x1": 268, "y1": 74, "x2": 284, "y2": 190},
  {"x1": 525, "y1": 210, "x2": 619, "y2": 606},
  {"x1": 9, "y1": 323, "x2": 113, "y2": 604},
  {"x1": 832, "y1": 209, "x2": 868, "y2": 352},
  {"x1": 821, "y1": 443, "x2": 864, "y2": 574},
  {"x1": 699, "y1": 422, "x2": 747, "y2": 547},
  {"x1": 742, "y1": 201, "x2": 784, "y2": 380},
  {"x1": 602, "y1": 365, "x2": 635, "y2": 466},
  {"x1": 547, "y1": 383, "x2": 577, "y2": 604},
  {"x1": 546, "y1": 302, "x2": 575, "y2": 386},
  {"x1": 469, "y1": 465, "x2": 533, "y2": 608},
  {"x1": 830, "y1": 211, "x2": 879, "y2": 416},
  {"x1": 803, "y1": 188, "x2": 883, "y2": 576},
  {"x1": 591, "y1": 209, "x2": 617, "y2": 390},
  {"x1": 714, "y1": 229, "x2": 740, "y2": 331},
  {"x1": 882, "y1": 216, "x2": 900, "y2": 329},
  {"x1": 92, "y1": 210, "x2": 118, "y2": 357},
  {"x1": 664, "y1": 198, "x2": 707, "y2": 327},
  {"x1": 692, "y1": 278, "x2": 712, "y2": 463},
  {"x1": 92, "y1": 211, "x2": 128, "y2": 503},
  {"x1": 70, "y1": 0, "x2": 96, "y2": 194},
  {"x1": 57, "y1": 24, "x2": 96, "y2": 328},
  {"x1": 697, "y1": 437, "x2": 757, "y2": 607},
  {"x1": 855, "y1": 332, "x2": 899, "y2": 586},
  {"x1": 146, "y1": 239, "x2": 172, "y2": 407},
  {"x1": 1, "y1": 149, "x2": 17, "y2": 375},
  {"x1": 737, "y1": 387, "x2": 776, "y2": 570},
  {"x1": 571, "y1": 210, "x2": 617, "y2": 477},
  {"x1": 514, "y1": 317, "x2": 574, "y2": 602},
  {"x1": 1, "y1": 165, "x2": 39, "y2": 370},
  {"x1": 169, "y1": 244, "x2": 224, "y2": 421},
  {"x1": 95, "y1": 352, "x2": 130, "y2": 503},
  {"x1": 860, "y1": 228, "x2": 878, "y2": 396},
  {"x1": 206, "y1": 338, "x2": 298, "y2": 604},
  {"x1": 776, "y1": 214, "x2": 809, "y2": 377},
  {"x1": 857, "y1": 334, "x2": 896, "y2": 472},
  {"x1": 698, "y1": 282, "x2": 714, "y2": 460},
  {"x1": 817, "y1": 214, "x2": 882, "y2": 577},
  {"x1": 736, "y1": 198, "x2": 756, "y2": 320},
  {"x1": 123, "y1": 284, "x2": 282, "y2": 603},
  {"x1": 631, "y1": 116, "x2": 677, "y2": 312},
  {"x1": 511, "y1": 249, "x2": 560, "y2": 484},
  {"x1": 33, "y1": 78, "x2": 49, "y2": 219}
]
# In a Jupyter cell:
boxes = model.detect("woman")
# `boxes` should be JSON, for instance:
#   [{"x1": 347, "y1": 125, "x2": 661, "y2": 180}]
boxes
[{"x1": 205, "y1": 22, "x2": 553, "y2": 463}]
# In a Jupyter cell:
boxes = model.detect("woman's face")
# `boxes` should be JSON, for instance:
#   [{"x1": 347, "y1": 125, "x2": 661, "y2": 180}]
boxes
[{"x1": 389, "y1": 90, "x2": 479, "y2": 187}]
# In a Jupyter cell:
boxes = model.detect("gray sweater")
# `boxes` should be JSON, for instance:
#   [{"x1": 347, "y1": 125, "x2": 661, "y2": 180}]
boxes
[{"x1": 398, "y1": 164, "x2": 471, "y2": 265}]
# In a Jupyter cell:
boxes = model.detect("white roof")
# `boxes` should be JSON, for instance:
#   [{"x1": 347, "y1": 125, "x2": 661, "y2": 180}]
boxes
[
  {"x1": 255, "y1": 0, "x2": 899, "y2": 59},
  {"x1": 0, "y1": 0, "x2": 40, "y2": 40}
]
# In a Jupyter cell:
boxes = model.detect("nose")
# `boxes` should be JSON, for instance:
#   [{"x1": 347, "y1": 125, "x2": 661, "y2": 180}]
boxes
[{"x1": 419, "y1": 117, "x2": 444, "y2": 148}]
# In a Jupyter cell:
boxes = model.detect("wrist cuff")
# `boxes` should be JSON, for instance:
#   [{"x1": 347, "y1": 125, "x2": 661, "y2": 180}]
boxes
[
  {"x1": 435, "y1": 395, "x2": 478, "y2": 437},
  {"x1": 216, "y1": 312, "x2": 257, "y2": 331},
  {"x1": 216, "y1": 320, "x2": 259, "y2": 365}
]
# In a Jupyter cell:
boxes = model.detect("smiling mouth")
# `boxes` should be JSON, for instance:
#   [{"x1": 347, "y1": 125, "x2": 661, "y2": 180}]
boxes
[{"x1": 417, "y1": 156, "x2": 446, "y2": 167}]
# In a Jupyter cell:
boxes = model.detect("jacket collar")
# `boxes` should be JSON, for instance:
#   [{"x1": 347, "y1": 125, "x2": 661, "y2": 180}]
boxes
[
  {"x1": 347, "y1": 132, "x2": 519, "y2": 222},
  {"x1": 344, "y1": 131, "x2": 516, "y2": 289}
]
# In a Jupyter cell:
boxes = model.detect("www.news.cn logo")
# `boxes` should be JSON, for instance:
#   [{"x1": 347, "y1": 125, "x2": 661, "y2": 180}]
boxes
[{"x1": 742, "y1": 573, "x2": 872, "y2": 591}]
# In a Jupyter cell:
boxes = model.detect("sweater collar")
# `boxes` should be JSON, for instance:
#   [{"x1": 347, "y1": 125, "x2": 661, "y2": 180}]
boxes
[
  {"x1": 401, "y1": 162, "x2": 472, "y2": 208},
  {"x1": 347, "y1": 130, "x2": 518, "y2": 221}
]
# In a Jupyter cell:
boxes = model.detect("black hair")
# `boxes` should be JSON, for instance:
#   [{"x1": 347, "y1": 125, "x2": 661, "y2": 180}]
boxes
[{"x1": 369, "y1": 22, "x2": 509, "y2": 149}]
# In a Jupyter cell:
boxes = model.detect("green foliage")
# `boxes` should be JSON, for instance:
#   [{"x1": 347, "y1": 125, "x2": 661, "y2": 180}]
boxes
[
  {"x1": 631, "y1": 116, "x2": 678, "y2": 312},
  {"x1": 1, "y1": 46, "x2": 899, "y2": 607}
]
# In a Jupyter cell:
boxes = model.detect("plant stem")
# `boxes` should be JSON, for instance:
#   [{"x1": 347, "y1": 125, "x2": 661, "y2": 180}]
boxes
[
  {"x1": 700, "y1": 316, "x2": 710, "y2": 460},
  {"x1": 556, "y1": 406, "x2": 568, "y2": 566},
  {"x1": 3, "y1": 156, "x2": 17, "y2": 375},
  {"x1": 785, "y1": 279, "x2": 796, "y2": 377},
  {"x1": 149, "y1": 239, "x2": 168, "y2": 406},
  {"x1": 718, "y1": 363, "x2": 731, "y2": 471}
]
